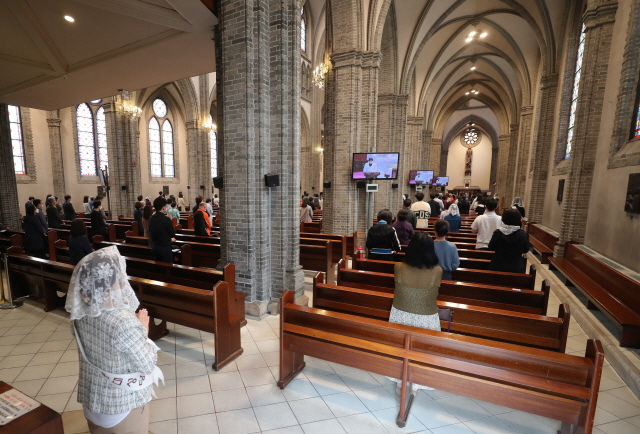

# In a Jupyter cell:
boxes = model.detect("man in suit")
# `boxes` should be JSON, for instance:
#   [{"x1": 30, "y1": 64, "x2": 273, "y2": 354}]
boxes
[
  {"x1": 46, "y1": 197, "x2": 62, "y2": 229},
  {"x1": 25, "y1": 196, "x2": 34, "y2": 211},
  {"x1": 90, "y1": 200, "x2": 107, "y2": 238},
  {"x1": 62, "y1": 195, "x2": 76, "y2": 221},
  {"x1": 33, "y1": 199, "x2": 48, "y2": 231}
]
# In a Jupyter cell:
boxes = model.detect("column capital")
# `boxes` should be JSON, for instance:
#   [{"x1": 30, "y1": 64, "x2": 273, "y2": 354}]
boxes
[
  {"x1": 331, "y1": 50, "x2": 381, "y2": 69},
  {"x1": 499, "y1": 135, "x2": 510, "y2": 140},
  {"x1": 510, "y1": 124, "x2": 519, "y2": 132},
  {"x1": 540, "y1": 74, "x2": 559, "y2": 89},
  {"x1": 47, "y1": 118, "x2": 61, "y2": 127},
  {"x1": 584, "y1": 1, "x2": 618, "y2": 29},
  {"x1": 407, "y1": 116, "x2": 424, "y2": 125},
  {"x1": 521, "y1": 106, "x2": 534, "y2": 115},
  {"x1": 377, "y1": 94, "x2": 409, "y2": 106}
]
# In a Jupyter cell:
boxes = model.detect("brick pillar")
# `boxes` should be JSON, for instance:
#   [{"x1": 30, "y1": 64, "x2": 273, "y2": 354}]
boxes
[
  {"x1": 495, "y1": 134, "x2": 510, "y2": 201},
  {"x1": 430, "y1": 138, "x2": 442, "y2": 174},
  {"x1": 527, "y1": 74, "x2": 559, "y2": 224},
  {"x1": 422, "y1": 130, "x2": 433, "y2": 169},
  {"x1": 406, "y1": 116, "x2": 424, "y2": 203},
  {"x1": 556, "y1": 1, "x2": 618, "y2": 257},
  {"x1": 215, "y1": 0, "x2": 303, "y2": 309},
  {"x1": 323, "y1": 50, "x2": 381, "y2": 234},
  {"x1": 503, "y1": 124, "x2": 520, "y2": 206},
  {"x1": 104, "y1": 97, "x2": 142, "y2": 219},
  {"x1": 489, "y1": 145, "x2": 499, "y2": 190},
  {"x1": 47, "y1": 111, "x2": 66, "y2": 199},
  {"x1": 513, "y1": 106, "x2": 534, "y2": 199},
  {"x1": 376, "y1": 94, "x2": 408, "y2": 212},
  {"x1": 198, "y1": 74, "x2": 213, "y2": 199},
  {"x1": 185, "y1": 121, "x2": 199, "y2": 206},
  {"x1": 0, "y1": 104, "x2": 21, "y2": 229}
]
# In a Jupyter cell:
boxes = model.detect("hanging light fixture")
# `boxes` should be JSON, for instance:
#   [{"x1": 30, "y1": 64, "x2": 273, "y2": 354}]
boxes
[
  {"x1": 466, "y1": 25, "x2": 487, "y2": 43},
  {"x1": 313, "y1": 63, "x2": 330, "y2": 89},
  {"x1": 202, "y1": 118, "x2": 217, "y2": 131},
  {"x1": 117, "y1": 98, "x2": 142, "y2": 119}
]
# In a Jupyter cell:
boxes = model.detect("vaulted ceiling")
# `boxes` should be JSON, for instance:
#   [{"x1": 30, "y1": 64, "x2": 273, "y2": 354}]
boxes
[
  {"x1": 306, "y1": 0, "x2": 572, "y2": 137},
  {"x1": 0, "y1": 0, "x2": 217, "y2": 110}
]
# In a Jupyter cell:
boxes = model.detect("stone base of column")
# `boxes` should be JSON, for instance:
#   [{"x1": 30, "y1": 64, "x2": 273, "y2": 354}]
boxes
[
  {"x1": 267, "y1": 293, "x2": 309, "y2": 315},
  {"x1": 285, "y1": 265, "x2": 305, "y2": 299},
  {"x1": 245, "y1": 300, "x2": 269, "y2": 317}
]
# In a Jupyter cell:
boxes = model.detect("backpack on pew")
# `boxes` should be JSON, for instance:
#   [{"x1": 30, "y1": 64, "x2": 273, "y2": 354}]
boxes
[{"x1": 438, "y1": 308, "x2": 453, "y2": 332}]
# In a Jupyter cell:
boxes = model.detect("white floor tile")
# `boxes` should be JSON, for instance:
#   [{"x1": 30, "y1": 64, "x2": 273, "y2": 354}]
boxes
[
  {"x1": 338, "y1": 370, "x2": 381, "y2": 391},
  {"x1": 236, "y1": 353, "x2": 268, "y2": 370},
  {"x1": 213, "y1": 387, "x2": 252, "y2": 412},
  {"x1": 177, "y1": 392, "x2": 215, "y2": 418},
  {"x1": 308, "y1": 374, "x2": 351, "y2": 396},
  {"x1": 176, "y1": 375, "x2": 211, "y2": 396},
  {"x1": 49, "y1": 361, "x2": 79, "y2": 378},
  {"x1": 463, "y1": 415, "x2": 519, "y2": 434},
  {"x1": 11, "y1": 378, "x2": 45, "y2": 397},
  {"x1": 14, "y1": 363, "x2": 56, "y2": 381},
  {"x1": 216, "y1": 408, "x2": 260, "y2": 434},
  {"x1": 150, "y1": 397, "x2": 178, "y2": 422},
  {"x1": 253, "y1": 402, "x2": 299, "y2": 431},
  {"x1": 497, "y1": 411, "x2": 561, "y2": 434},
  {"x1": 301, "y1": 419, "x2": 347, "y2": 434},
  {"x1": 38, "y1": 374, "x2": 77, "y2": 395},
  {"x1": 371, "y1": 406, "x2": 427, "y2": 433},
  {"x1": 438, "y1": 396, "x2": 492, "y2": 422},
  {"x1": 288, "y1": 397, "x2": 335, "y2": 424},
  {"x1": 246, "y1": 383, "x2": 287, "y2": 407},
  {"x1": 149, "y1": 419, "x2": 178, "y2": 434},
  {"x1": 209, "y1": 371, "x2": 245, "y2": 391},
  {"x1": 262, "y1": 426, "x2": 304, "y2": 434},
  {"x1": 176, "y1": 360, "x2": 208, "y2": 378},
  {"x1": 282, "y1": 378, "x2": 320, "y2": 401},
  {"x1": 27, "y1": 350, "x2": 64, "y2": 366},
  {"x1": 352, "y1": 386, "x2": 400, "y2": 412},
  {"x1": 411, "y1": 400, "x2": 461, "y2": 430},
  {"x1": 177, "y1": 413, "x2": 219, "y2": 434},
  {"x1": 240, "y1": 367, "x2": 276, "y2": 387},
  {"x1": 337, "y1": 412, "x2": 388, "y2": 434},
  {"x1": 35, "y1": 392, "x2": 71, "y2": 413}
]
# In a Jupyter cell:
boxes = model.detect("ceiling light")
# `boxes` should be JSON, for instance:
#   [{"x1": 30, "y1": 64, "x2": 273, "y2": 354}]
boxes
[
  {"x1": 480, "y1": 32, "x2": 488, "y2": 38},
  {"x1": 474, "y1": 91, "x2": 480, "y2": 94},
  {"x1": 64, "y1": 15, "x2": 74, "y2": 22},
  {"x1": 465, "y1": 37, "x2": 473, "y2": 43},
  {"x1": 470, "y1": 66, "x2": 476, "y2": 71},
  {"x1": 465, "y1": 92, "x2": 470, "y2": 95},
  {"x1": 468, "y1": 31, "x2": 477, "y2": 37},
  {"x1": 471, "y1": 123, "x2": 475, "y2": 126}
]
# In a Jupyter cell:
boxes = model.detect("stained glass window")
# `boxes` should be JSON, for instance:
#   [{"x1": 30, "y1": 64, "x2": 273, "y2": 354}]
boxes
[
  {"x1": 634, "y1": 106, "x2": 640, "y2": 139},
  {"x1": 149, "y1": 117, "x2": 162, "y2": 177},
  {"x1": 96, "y1": 107, "x2": 108, "y2": 171},
  {"x1": 153, "y1": 99, "x2": 167, "y2": 118},
  {"x1": 77, "y1": 103, "x2": 97, "y2": 176},
  {"x1": 162, "y1": 120, "x2": 174, "y2": 178},
  {"x1": 301, "y1": 8, "x2": 306, "y2": 52},
  {"x1": 210, "y1": 115, "x2": 218, "y2": 178},
  {"x1": 565, "y1": 23, "x2": 586, "y2": 160},
  {"x1": 8, "y1": 105, "x2": 26, "y2": 175},
  {"x1": 463, "y1": 129, "x2": 479, "y2": 145},
  {"x1": 90, "y1": 99, "x2": 102, "y2": 104}
]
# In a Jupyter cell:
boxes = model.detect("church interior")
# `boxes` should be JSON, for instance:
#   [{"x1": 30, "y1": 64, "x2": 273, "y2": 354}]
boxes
[{"x1": 1, "y1": 0, "x2": 640, "y2": 433}]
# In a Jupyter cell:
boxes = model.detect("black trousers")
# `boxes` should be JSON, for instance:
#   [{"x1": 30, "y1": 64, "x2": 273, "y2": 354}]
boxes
[{"x1": 152, "y1": 245, "x2": 173, "y2": 264}]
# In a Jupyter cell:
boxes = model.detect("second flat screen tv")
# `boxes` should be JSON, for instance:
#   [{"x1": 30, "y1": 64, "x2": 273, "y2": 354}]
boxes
[
  {"x1": 352, "y1": 153, "x2": 399, "y2": 180},
  {"x1": 409, "y1": 170, "x2": 434, "y2": 185},
  {"x1": 433, "y1": 176, "x2": 449, "y2": 186}
]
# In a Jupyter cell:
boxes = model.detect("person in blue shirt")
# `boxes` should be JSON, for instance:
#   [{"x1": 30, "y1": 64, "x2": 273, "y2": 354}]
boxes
[
  {"x1": 433, "y1": 219, "x2": 460, "y2": 281},
  {"x1": 444, "y1": 203, "x2": 462, "y2": 232}
]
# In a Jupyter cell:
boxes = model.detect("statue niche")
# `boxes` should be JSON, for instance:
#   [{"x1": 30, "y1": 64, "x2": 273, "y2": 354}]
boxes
[
  {"x1": 465, "y1": 145, "x2": 472, "y2": 177},
  {"x1": 461, "y1": 127, "x2": 480, "y2": 177}
]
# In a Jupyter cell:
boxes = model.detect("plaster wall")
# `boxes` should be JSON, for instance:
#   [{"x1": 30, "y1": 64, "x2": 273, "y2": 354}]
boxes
[{"x1": 446, "y1": 133, "x2": 492, "y2": 190}]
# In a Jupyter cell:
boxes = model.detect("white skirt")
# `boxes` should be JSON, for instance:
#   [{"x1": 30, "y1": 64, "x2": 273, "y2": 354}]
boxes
[{"x1": 386, "y1": 306, "x2": 441, "y2": 390}]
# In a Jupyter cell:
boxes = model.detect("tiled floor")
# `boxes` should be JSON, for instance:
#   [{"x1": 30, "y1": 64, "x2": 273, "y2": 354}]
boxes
[{"x1": 1, "y1": 275, "x2": 640, "y2": 434}]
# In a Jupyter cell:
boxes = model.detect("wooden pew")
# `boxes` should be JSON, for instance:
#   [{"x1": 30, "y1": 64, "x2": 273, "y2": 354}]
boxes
[
  {"x1": 300, "y1": 220, "x2": 322, "y2": 233},
  {"x1": 5, "y1": 251, "x2": 242, "y2": 370},
  {"x1": 337, "y1": 260, "x2": 549, "y2": 315},
  {"x1": 278, "y1": 290, "x2": 603, "y2": 431},
  {"x1": 299, "y1": 241, "x2": 334, "y2": 284},
  {"x1": 312, "y1": 273, "x2": 570, "y2": 352},
  {"x1": 300, "y1": 231, "x2": 358, "y2": 258},
  {"x1": 358, "y1": 250, "x2": 490, "y2": 270},
  {"x1": 59, "y1": 222, "x2": 117, "y2": 242},
  {"x1": 301, "y1": 236, "x2": 346, "y2": 263},
  {"x1": 179, "y1": 215, "x2": 194, "y2": 229},
  {"x1": 121, "y1": 234, "x2": 220, "y2": 269},
  {"x1": 549, "y1": 242, "x2": 640, "y2": 348},
  {"x1": 353, "y1": 258, "x2": 536, "y2": 291},
  {"x1": 527, "y1": 223, "x2": 558, "y2": 264},
  {"x1": 92, "y1": 238, "x2": 191, "y2": 266}
]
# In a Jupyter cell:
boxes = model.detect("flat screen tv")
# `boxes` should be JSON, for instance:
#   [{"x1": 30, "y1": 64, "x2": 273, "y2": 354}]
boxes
[
  {"x1": 409, "y1": 170, "x2": 434, "y2": 185},
  {"x1": 352, "y1": 153, "x2": 399, "y2": 180},
  {"x1": 433, "y1": 176, "x2": 449, "y2": 186},
  {"x1": 625, "y1": 173, "x2": 640, "y2": 214}
]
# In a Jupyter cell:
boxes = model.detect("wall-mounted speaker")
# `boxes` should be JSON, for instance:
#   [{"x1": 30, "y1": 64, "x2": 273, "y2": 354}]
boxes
[
  {"x1": 264, "y1": 174, "x2": 280, "y2": 187},
  {"x1": 323, "y1": 181, "x2": 331, "y2": 189},
  {"x1": 213, "y1": 177, "x2": 223, "y2": 189},
  {"x1": 121, "y1": 186, "x2": 127, "y2": 191},
  {"x1": 391, "y1": 183, "x2": 398, "y2": 189},
  {"x1": 356, "y1": 180, "x2": 366, "y2": 189}
]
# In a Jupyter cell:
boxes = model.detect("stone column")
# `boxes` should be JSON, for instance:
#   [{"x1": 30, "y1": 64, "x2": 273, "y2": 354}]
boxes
[
  {"x1": 0, "y1": 104, "x2": 21, "y2": 229},
  {"x1": 430, "y1": 138, "x2": 442, "y2": 175},
  {"x1": 215, "y1": 0, "x2": 303, "y2": 311},
  {"x1": 513, "y1": 106, "x2": 534, "y2": 199},
  {"x1": 527, "y1": 74, "x2": 559, "y2": 224},
  {"x1": 323, "y1": 50, "x2": 381, "y2": 234},
  {"x1": 556, "y1": 1, "x2": 618, "y2": 257},
  {"x1": 104, "y1": 96, "x2": 142, "y2": 219},
  {"x1": 489, "y1": 145, "x2": 499, "y2": 190},
  {"x1": 198, "y1": 74, "x2": 213, "y2": 199},
  {"x1": 406, "y1": 116, "x2": 424, "y2": 202},
  {"x1": 185, "y1": 121, "x2": 199, "y2": 206},
  {"x1": 422, "y1": 130, "x2": 433, "y2": 169},
  {"x1": 503, "y1": 125, "x2": 520, "y2": 206},
  {"x1": 495, "y1": 134, "x2": 511, "y2": 202},
  {"x1": 46, "y1": 111, "x2": 66, "y2": 199}
]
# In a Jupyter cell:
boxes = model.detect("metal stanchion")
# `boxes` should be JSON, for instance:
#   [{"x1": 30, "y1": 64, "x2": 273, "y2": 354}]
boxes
[{"x1": 0, "y1": 253, "x2": 23, "y2": 309}]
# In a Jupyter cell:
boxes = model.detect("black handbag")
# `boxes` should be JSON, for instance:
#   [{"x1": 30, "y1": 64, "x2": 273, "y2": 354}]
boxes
[{"x1": 438, "y1": 308, "x2": 453, "y2": 332}]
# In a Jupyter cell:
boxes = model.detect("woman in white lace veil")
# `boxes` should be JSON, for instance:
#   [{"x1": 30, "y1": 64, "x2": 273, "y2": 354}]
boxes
[{"x1": 66, "y1": 246, "x2": 162, "y2": 434}]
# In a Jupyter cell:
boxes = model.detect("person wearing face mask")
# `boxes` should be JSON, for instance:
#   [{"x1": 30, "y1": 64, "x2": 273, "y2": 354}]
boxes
[
  {"x1": 146, "y1": 197, "x2": 176, "y2": 264},
  {"x1": 363, "y1": 157, "x2": 381, "y2": 179}
]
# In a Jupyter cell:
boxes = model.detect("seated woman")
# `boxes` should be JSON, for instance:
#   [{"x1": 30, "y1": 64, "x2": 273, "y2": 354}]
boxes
[
  {"x1": 387, "y1": 232, "x2": 442, "y2": 396},
  {"x1": 65, "y1": 247, "x2": 163, "y2": 434},
  {"x1": 366, "y1": 209, "x2": 401, "y2": 260},
  {"x1": 443, "y1": 203, "x2": 462, "y2": 232},
  {"x1": 433, "y1": 220, "x2": 460, "y2": 280},
  {"x1": 488, "y1": 209, "x2": 530, "y2": 274},
  {"x1": 68, "y1": 219, "x2": 93, "y2": 265},
  {"x1": 392, "y1": 209, "x2": 414, "y2": 245}
]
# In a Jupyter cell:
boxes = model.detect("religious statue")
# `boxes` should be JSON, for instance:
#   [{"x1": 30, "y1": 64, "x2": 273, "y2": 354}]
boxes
[{"x1": 465, "y1": 144, "x2": 473, "y2": 177}]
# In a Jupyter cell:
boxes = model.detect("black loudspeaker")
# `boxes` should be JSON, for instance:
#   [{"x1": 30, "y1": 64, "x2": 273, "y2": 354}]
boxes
[
  {"x1": 264, "y1": 174, "x2": 280, "y2": 187},
  {"x1": 392, "y1": 183, "x2": 398, "y2": 189},
  {"x1": 121, "y1": 186, "x2": 127, "y2": 191},
  {"x1": 323, "y1": 181, "x2": 332, "y2": 189},
  {"x1": 213, "y1": 177, "x2": 223, "y2": 189},
  {"x1": 356, "y1": 180, "x2": 366, "y2": 189},
  {"x1": 200, "y1": 185, "x2": 205, "y2": 190}
]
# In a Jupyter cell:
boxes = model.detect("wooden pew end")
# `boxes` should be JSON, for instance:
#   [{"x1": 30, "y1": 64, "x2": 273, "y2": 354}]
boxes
[
  {"x1": 277, "y1": 290, "x2": 306, "y2": 389},
  {"x1": 147, "y1": 316, "x2": 169, "y2": 340}
]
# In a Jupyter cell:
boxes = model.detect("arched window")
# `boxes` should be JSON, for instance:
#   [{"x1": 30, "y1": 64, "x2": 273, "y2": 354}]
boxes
[
  {"x1": 76, "y1": 101, "x2": 108, "y2": 176},
  {"x1": 301, "y1": 8, "x2": 306, "y2": 52},
  {"x1": 565, "y1": 23, "x2": 586, "y2": 160},
  {"x1": 149, "y1": 98, "x2": 174, "y2": 178},
  {"x1": 8, "y1": 105, "x2": 25, "y2": 175},
  {"x1": 209, "y1": 115, "x2": 218, "y2": 178}
]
